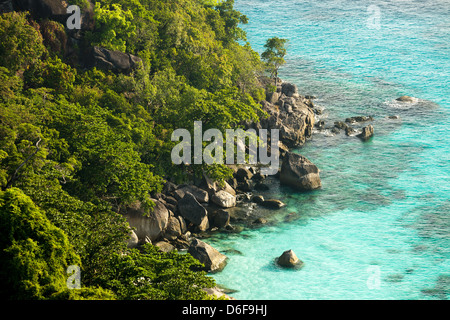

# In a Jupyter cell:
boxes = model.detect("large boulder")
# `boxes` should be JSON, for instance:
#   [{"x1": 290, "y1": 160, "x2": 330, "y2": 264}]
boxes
[
  {"x1": 188, "y1": 239, "x2": 227, "y2": 272},
  {"x1": 123, "y1": 200, "x2": 169, "y2": 242},
  {"x1": 280, "y1": 152, "x2": 321, "y2": 191},
  {"x1": 85, "y1": 46, "x2": 142, "y2": 74},
  {"x1": 211, "y1": 190, "x2": 236, "y2": 208},
  {"x1": 178, "y1": 192, "x2": 209, "y2": 231},
  {"x1": 201, "y1": 174, "x2": 236, "y2": 197},
  {"x1": 154, "y1": 241, "x2": 175, "y2": 253},
  {"x1": 126, "y1": 229, "x2": 139, "y2": 249},
  {"x1": 277, "y1": 249, "x2": 304, "y2": 268},
  {"x1": 234, "y1": 167, "x2": 253, "y2": 182},
  {"x1": 174, "y1": 185, "x2": 209, "y2": 203},
  {"x1": 163, "y1": 215, "x2": 182, "y2": 241},
  {"x1": 209, "y1": 209, "x2": 230, "y2": 228}
]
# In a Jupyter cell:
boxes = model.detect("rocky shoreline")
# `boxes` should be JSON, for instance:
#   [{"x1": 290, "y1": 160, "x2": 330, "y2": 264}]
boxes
[
  {"x1": 122, "y1": 81, "x2": 324, "y2": 296},
  {"x1": 122, "y1": 80, "x2": 416, "y2": 299}
]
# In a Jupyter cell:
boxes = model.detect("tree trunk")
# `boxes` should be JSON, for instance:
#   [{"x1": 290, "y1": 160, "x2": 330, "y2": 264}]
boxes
[{"x1": 274, "y1": 68, "x2": 278, "y2": 87}]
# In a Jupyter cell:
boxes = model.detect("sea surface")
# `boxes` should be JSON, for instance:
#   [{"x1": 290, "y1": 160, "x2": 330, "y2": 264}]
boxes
[{"x1": 209, "y1": 0, "x2": 450, "y2": 300}]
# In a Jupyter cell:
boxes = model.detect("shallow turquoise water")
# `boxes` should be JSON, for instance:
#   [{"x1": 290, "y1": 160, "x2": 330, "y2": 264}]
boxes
[{"x1": 210, "y1": 0, "x2": 450, "y2": 299}]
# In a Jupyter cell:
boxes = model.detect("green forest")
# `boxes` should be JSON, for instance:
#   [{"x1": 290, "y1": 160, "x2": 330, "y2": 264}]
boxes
[{"x1": 0, "y1": 0, "x2": 275, "y2": 299}]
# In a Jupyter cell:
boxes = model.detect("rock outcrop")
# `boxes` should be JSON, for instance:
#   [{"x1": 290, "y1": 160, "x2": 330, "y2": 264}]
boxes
[
  {"x1": 188, "y1": 239, "x2": 228, "y2": 272},
  {"x1": 254, "y1": 82, "x2": 315, "y2": 148},
  {"x1": 280, "y1": 152, "x2": 321, "y2": 191},
  {"x1": 84, "y1": 46, "x2": 142, "y2": 74},
  {"x1": 345, "y1": 116, "x2": 374, "y2": 124}
]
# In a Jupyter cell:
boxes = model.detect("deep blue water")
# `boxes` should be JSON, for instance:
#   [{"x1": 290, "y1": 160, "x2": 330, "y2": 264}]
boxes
[{"x1": 209, "y1": 0, "x2": 449, "y2": 300}]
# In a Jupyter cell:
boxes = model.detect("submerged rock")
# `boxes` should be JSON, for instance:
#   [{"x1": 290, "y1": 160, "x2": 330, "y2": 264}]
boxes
[
  {"x1": 253, "y1": 217, "x2": 268, "y2": 225},
  {"x1": 277, "y1": 249, "x2": 304, "y2": 268},
  {"x1": 280, "y1": 152, "x2": 322, "y2": 191},
  {"x1": 261, "y1": 199, "x2": 286, "y2": 209},
  {"x1": 188, "y1": 239, "x2": 228, "y2": 272}
]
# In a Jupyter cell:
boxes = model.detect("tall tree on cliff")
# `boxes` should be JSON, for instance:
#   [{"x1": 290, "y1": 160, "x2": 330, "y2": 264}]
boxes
[{"x1": 261, "y1": 37, "x2": 288, "y2": 87}]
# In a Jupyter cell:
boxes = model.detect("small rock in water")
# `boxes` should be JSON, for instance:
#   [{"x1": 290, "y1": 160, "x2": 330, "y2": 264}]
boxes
[
  {"x1": 396, "y1": 95, "x2": 418, "y2": 103},
  {"x1": 276, "y1": 249, "x2": 304, "y2": 268},
  {"x1": 358, "y1": 125, "x2": 374, "y2": 141},
  {"x1": 261, "y1": 199, "x2": 286, "y2": 209},
  {"x1": 251, "y1": 195, "x2": 265, "y2": 204},
  {"x1": 384, "y1": 274, "x2": 404, "y2": 283},
  {"x1": 345, "y1": 116, "x2": 374, "y2": 123}
]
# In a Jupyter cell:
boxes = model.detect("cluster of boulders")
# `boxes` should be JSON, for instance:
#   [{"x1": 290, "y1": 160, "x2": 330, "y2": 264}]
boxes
[
  {"x1": 316, "y1": 114, "x2": 375, "y2": 141},
  {"x1": 123, "y1": 146, "x2": 323, "y2": 272},
  {"x1": 119, "y1": 82, "x2": 324, "y2": 274},
  {"x1": 122, "y1": 165, "x2": 296, "y2": 272},
  {"x1": 245, "y1": 82, "x2": 317, "y2": 149}
]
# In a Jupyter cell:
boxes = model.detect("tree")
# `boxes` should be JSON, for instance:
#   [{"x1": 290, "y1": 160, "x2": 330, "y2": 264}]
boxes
[
  {"x1": 0, "y1": 12, "x2": 45, "y2": 73},
  {"x1": 261, "y1": 37, "x2": 288, "y2": 87},
  {"x1": 86, "y1": 2, "x2": 136, "y2": 52}
]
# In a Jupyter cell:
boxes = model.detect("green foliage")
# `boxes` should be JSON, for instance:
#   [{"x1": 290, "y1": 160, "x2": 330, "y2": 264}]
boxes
[
  {"x1": 0, "y1": 12, "x2": 45, "y2": 73},
  {"x1": 0, "y1": 67, "x2": 23, "y2": 100},
  {"x1": 93, "y1": 244, "x2": 217, "y2": 300},
  {"x1": 87, "y1": 2, "x2": 136, "y2": 52},
  {"x1": 0, "y1": 0, "x2": 269, "y2": 300},
  {"x1": 0, "y1": 188, "x2": 80, "y2": 299},
  {"x1": 24, "y1": 56, "x2": 76, "y2": 92}
]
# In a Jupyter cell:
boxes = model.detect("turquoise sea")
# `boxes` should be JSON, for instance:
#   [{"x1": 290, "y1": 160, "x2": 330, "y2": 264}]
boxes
[{"x1": 209, "y1": 0, "x2": 450, "y2": 300}]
